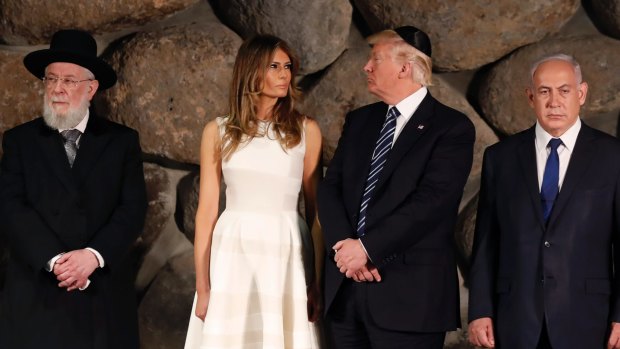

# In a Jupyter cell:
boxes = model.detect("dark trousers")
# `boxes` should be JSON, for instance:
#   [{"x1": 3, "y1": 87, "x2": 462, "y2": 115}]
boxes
[
  {"x1": 325, "y1": 280, "x2": 445, "y2": 349},
  {"x1": 537, "y1": 320, "x2": 552, "y2": 349}
]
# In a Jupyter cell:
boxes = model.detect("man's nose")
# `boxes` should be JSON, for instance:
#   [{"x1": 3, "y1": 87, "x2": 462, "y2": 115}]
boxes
[
  {"x1": 363, "y1": 61, "x2": 372, "y2": 73},
  {"x1": 547, "y1": 91, "x2": 560, "y2": 107}
]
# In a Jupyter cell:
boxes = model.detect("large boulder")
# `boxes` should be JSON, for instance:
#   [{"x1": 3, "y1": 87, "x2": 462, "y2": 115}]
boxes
[
  {"x1": 212, "y1": 0, "x2": 352, "y2": 74},
  {"x1": 175, "y1": 171, "x2": 226, "y2": 244},
  {"x1": 0, "y1": 0, "x2": 200, "y2": 45},
  {"x1": 136, "y1": 163, "x2": 172, "y2": 255},
  {"x1": 0, "y1": 50, "x2": 43, "y2": 157},
  {"x1": 478, "y1": 35, "x2": 620, "y2": 135},
  {"x1": 352, "y1": 0, "x2": 580, "y2": 71},
  {"x1": 97, "y1": 23, "x2": 241, "y2": 165},
  {"x1": 588, "y1": 0, "x2": 620, "y2": 39},
  {"x1": 299, "y1": 46, "x2": 379, "y2": 165},
  {"x1": 138, "y1": 250, "x2": 195, "y2": 349}
]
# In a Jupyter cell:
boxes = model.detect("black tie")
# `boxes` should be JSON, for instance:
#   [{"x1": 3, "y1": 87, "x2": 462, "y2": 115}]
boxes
[{"x1": 61, "y1": 129, "x2": 81, "y2": 167}]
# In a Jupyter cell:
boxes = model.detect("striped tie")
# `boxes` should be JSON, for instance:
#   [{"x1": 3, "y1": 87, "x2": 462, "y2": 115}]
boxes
[
  {"x1": 357, "y1": 107, "x2": 400, "y2": 237},
  {"x1": 61, "y1": 129, "x2": 81, "y2": 167}
]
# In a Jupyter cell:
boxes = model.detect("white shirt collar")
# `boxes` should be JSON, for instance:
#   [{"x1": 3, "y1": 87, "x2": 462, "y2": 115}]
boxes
[
  {"x1": 58, "y1": 109, "x2": 89, "y2": 134},
  {"x1": 535, "y1": 117, "x2": 581, "y2": 152},
  {"x1": 390, "y1": 87, "x2": 428, "y2": 121}
]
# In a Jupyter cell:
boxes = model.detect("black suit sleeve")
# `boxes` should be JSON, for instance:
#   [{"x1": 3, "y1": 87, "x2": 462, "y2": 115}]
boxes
[
  {"x1": 87, "y1": 130, "x2": 147, "y2": 269},
  {"x1": 612, "y1": 166, "x2": 620, "y2": 322},
  {"x1": 318, "y1": 112, "x2": 357, "y2": 251},
  {"x1": 468, "y1": 147, "x2": 499, "y2": 321},
  {"x1": 0, "y1": 129, "x2": 65, "y2": 270},
  {"x1": 361, "y1": 116, "x2": 475, "y2": 267}
]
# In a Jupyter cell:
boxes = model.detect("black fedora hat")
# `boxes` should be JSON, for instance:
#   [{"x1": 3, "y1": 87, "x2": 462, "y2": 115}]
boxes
[
  {"x1": 394, "y1": 26, "x2": 432, "y2": 58},
  {"x1": 23, "y1": 29, "x2": 117, "y2": 90}
]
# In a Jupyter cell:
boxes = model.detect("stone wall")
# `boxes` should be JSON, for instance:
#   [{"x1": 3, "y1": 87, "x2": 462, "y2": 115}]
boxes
[{"x1": 0, "y1": 1, "x2": 618, "y2": 348}]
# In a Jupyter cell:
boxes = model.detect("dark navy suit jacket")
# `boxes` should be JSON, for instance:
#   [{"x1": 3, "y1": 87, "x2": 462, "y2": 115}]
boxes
[
  {"x1": 318, "y1": 93, "x2": 475, "y2": 332},
  {"x1": 469, "y1": 123, "x2": 620, "y2": 348}
]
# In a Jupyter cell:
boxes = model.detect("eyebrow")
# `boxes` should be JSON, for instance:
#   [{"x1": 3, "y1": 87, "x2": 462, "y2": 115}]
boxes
[{"x1": 538, "y1": 84, "x2": 571, "y2": 90}]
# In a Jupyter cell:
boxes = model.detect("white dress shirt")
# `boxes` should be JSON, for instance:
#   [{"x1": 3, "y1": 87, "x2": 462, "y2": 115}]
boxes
[
  {"x1": 390, "y1": 86, "x2": 428, "y2": 144},
  {"x1": 535, "y1": 118, "x2": 582, "y2": 191}
]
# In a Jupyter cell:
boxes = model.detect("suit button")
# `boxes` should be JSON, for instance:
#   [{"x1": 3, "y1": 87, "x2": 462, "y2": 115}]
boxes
[{"x1": 544, "y1": 241, "x2": 551, "y2": 247}]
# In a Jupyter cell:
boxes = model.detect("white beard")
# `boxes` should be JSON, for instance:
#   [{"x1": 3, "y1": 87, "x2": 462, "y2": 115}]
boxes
[{"x1": 42, "y1": 95, "x2": 90, "y2": 130}]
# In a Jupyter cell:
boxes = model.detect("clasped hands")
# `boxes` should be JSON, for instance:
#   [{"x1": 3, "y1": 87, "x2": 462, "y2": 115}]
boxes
[
  {"x1": 53, "y1": 249, "x2": 99, "y2": 291},
  {"x1": 333, "y1": 238, "x2": 382, "y2": 283}
]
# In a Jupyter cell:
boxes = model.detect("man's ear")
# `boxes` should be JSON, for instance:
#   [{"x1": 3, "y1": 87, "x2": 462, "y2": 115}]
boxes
[
  {"x1": 526, "y1": 88, "x2": 535, "y2": 108},
  {"x1": 87, "y1": 80, "x2": 99, "y2": 100},
  {"x1": 399, "y1": 61, "x2": 412, "y2": 79},
  {"x1": 577, "y1": 82, "x2": 588, "y2": 106}
]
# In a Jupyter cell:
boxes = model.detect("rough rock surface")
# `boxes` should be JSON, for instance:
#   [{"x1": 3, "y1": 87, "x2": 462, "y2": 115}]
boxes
[
  {"x1": 589, "y1": 0, "x2": 620, "y2": 38},
  {"x1": 352, "y1": 0, "x2": 580, "y2": 71},
  {"x1": 136, "y1": 163, "x2": 172, "y2": 254},
  {"x1": 478, "y1": 35, "x2": 620, "y2": 135},
  {"x1": 213, "y1": 0, "x2": 352, "y2": 74},
  {"x1": 0, "y1": 0, "x2": 200, "y2": 45},
  {"x1": 0, "y1": 51, "x2": 44, "y2": 156},
  {"x1": 138, "y1": 250, "x2": 195, "y2": 349},
  {"x1": 97, "y1": 23, "x2": 241, "y2": 165},
  {"x1": 175, "y1": 171, "x2": 226, "y2": 244}
]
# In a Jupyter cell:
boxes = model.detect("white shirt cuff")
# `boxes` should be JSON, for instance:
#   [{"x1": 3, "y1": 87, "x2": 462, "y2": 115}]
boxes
[
  {"x1": 46, "y1": 253, "x2": 64, "y2": 272},
  {"x1": 358, "y1": 238, "x2": 373, "y2": 263},
  {"x1": 79, "y1": 279, "x2": 91, "y2": 291},
  {"x1": 85, "y1": 247, "x2": 105, "y2": 268}
]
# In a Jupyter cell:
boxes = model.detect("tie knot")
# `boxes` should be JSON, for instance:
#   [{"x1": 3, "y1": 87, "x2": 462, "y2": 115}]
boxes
[
  {"x1": 548, "y1": 138, "x2": 562, "y2": 151},
  {"x1": 387, "y1": 107, "x2": 400, "y2": 121},
  {"x1": 61, "y1": 129, "x2": 81, "y2": 143}
]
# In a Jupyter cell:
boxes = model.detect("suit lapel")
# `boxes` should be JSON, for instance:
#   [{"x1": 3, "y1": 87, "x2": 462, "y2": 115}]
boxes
[
  {"x1": 37, "y1": 121, "x2": 78, "y2": 194},
  {"x1": 547, "y1": 125, "x2": 595, "y2": 227},
  {"x1": 516, "y1": 127, "x2": 546, "y2": 228},
  {"x1": 373, "y1": 93, "x2": 434, "y2": 193},
  {"x1": 72, "y1": 115, "x2": 111, "y2": 186}
]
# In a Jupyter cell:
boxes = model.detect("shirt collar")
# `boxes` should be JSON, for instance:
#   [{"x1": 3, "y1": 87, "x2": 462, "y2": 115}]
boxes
[
  {"x1": 389, "y1": 87, "x2": 428, "y2": 121},
  {"x1": 58, "y1": 109, "x2": 89, "y2": 134},
  {"x1": 535, "y1": 117, "x2": 581, "y2": 152}
]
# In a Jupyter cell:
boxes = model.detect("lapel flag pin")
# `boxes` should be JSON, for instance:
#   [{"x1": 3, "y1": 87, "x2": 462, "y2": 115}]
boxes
[{"x1": 418, "y1": 125, "x2": 425, "y2": 130}]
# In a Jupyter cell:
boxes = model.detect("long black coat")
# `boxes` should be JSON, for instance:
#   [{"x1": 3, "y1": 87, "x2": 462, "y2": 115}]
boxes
[
  {"x1": 0, "y1": 115, "x2": 147, "y2": 349},
  {"x1": 318, "y1": 93, "x2": 475, "y2": 332},
  {"x1": 468, "y1": 124, "x2": 620, "y2": 348}
]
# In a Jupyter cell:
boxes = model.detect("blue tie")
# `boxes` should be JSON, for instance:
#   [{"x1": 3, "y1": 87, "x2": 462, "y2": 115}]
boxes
[
  {"x1": 357, "y1": 107, "x2": 400, "y2": 237},
  {"x1": 541, "y1": 138, "x2": 562, "y2": 222}
]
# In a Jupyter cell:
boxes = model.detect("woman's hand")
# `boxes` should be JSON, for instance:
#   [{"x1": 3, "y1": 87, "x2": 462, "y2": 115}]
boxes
[{"x1": 195, "y1": 289, "x2": 211, "y2": 321}]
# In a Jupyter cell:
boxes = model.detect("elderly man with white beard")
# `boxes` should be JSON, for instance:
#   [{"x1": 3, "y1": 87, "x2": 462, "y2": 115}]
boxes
[{"x1": 0, "y1": 29, "x2": 147, "y2": 349}]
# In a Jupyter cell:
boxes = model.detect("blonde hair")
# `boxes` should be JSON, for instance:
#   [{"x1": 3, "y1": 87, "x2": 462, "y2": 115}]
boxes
[
  {"x1": 221, "y1": 35, "x2": 303, "y2": 159},
  {"x1": 367, "y1": 30, "x2": 433, "y2": 86}
]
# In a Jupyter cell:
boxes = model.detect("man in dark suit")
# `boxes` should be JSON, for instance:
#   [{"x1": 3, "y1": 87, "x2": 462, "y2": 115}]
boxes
[
  {"x1": 468, "y1": 54, "x2": 620, "y2": 349},
  {"x1": 0, "y1": 30, "x2": 147, "y2": 348},
  {"x1": 317, "y1": 26, "x2": 475, "y2": 348}
]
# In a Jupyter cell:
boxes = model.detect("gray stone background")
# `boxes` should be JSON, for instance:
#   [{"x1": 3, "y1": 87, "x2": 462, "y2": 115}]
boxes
[{"x1": 0, "y1": 0, "x2": 618, "y2": 348}]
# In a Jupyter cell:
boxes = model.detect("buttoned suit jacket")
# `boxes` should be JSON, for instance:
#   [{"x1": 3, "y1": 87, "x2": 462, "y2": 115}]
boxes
[
  {"x1": 468, "y1": 124, "x2": 620, "y2": 348},
  {"x1": 0, "y1": 115, "x2": 147, "y2": 349},
  {"x1": 318, "y1": 93, "x2": 475, "y2": 332}
]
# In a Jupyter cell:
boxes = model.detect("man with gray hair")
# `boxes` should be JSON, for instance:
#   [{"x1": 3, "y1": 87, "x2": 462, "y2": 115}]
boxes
[
  {"x1": 318, "y1": 26, "x2": 474, "y2": 348},
  {"x1": 0, "y1": 29, "x2": 147, "y2": 348},
  {"x1": 468, "y1": 53, "x2": 620, "y2": 348}
]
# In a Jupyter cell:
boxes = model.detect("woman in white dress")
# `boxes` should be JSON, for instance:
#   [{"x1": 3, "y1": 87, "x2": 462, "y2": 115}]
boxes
[{"x1": 184, "y1": 34, "x2": 323, "y2": 349}]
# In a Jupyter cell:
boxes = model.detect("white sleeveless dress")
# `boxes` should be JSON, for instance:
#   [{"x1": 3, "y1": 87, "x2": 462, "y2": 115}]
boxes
[{"x1": 185, "y1": 118, "x2": 319, "y2": 349}]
